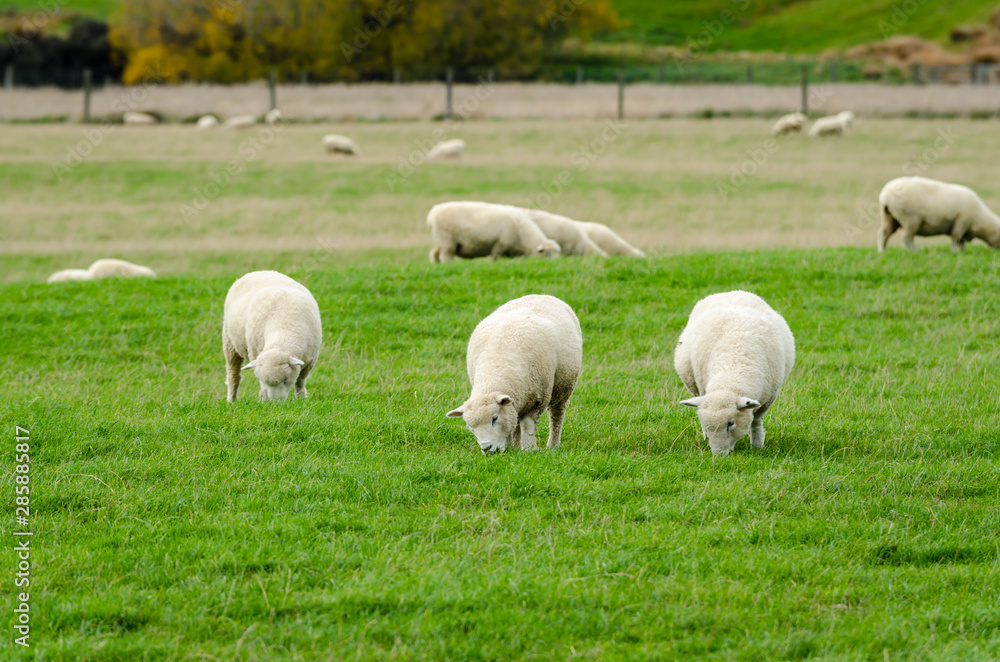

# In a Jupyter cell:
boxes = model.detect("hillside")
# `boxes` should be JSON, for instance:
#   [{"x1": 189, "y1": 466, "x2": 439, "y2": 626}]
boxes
[{"x1": 607, "y1": 0, "x2": 999, "y2": 52}]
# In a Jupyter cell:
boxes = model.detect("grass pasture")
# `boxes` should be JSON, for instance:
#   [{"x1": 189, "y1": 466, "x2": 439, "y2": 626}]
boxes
[{"x1": 2, "y1": 118, "x2": 1000, "y2": 660}]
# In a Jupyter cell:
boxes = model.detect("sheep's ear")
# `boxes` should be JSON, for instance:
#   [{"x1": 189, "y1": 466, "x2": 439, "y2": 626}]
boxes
[
  {"x1": 446, "y1": 407, "x2": 465, "y2": 418},
  {"x1": 289, "y1": 357, "x2": 305, "y2": 366},
  {"x1": 497, "y1": 395, "x2": 512, "y2": 406},
  {"x1": 738, "y1": 397, "x2": 761, "y2": 410},
  {"x1": 680, "y1": 397, "x2": 703, "y2": 408},
  {"x1": 242, "y1": 360, "x2": 257, "y2": 371}
]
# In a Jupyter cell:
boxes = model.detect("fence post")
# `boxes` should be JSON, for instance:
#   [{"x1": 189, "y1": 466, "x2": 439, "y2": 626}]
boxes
[
  {"x1": 487, "y1": 68, "x2": 494, "y2": 84},
  {"x1": 910, "y1": 63, "x2": 920, "y2": 84},
  {"x1": 268, "y1": 67, "x2": 278, "y2": 110},
  {"x1": 445, "y1": 66, "x2": 454, "y2": 119},
  {"x1": 576, "y1": 65, "x2": 583, "y2": 85},
  {"x1": 82, "y1": 68, "x2": 92, "y2": 123},
  {"x1": 393, "y1": 68, "x2": 401, "y2": 85},
  {"x1": 800, "y1": 63, "x2": 808, "y2": 115},
  {"x1": 830, "y1": 60, "x2": 838, "y2": 83},
  {"x1": 745, "y1": 64, "x2": 753, "y2": 84},
  {"x1": 617, "y1": 68, "x2": 625, "y2": 121},
  {"x1": 658, "y1": 64, "x2": 665, "y2": 84},
  {"x1": 3, "y1": 64, "x2": 12, "y2": 90}
]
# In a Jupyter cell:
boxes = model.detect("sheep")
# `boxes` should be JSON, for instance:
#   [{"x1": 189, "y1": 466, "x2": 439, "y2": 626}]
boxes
[
  {"x1": 447, "y1": 294, "x2": 583, "y2": 453},
  {"x1": 771, "y1": 112, "x2": 807, "y2": 136},
  {"x1": 47, "y1": 258, "x2": 156, "y2": 283},
  {"x1": 427, "y1": 201, "x2": 561, "y2": 263},
  {"x1": 427, "y1": 138, "x2": 465, "y2": 160},
  {"x1": 123, "y1": 111, "x2": 157, "y2": 126},
  {"x1": 808, "y1": 114, "x2": 848, "y2": 138},
  {"x1": 46, "y1": 269, "x2": 91, "y2": 283},
  {"x1": 222, "y1": 114, "x2": 256, "y2": 130},
  {"x1": 264, "y1": 109, "x2": 284, "y2": 125},
  {"x1": 222, "y1": 270, "x2": 322, "y2": 402},
  {"x1": 674, "y1": 290, "x2": 795, "y2": 456},
  {"x1": 574, "y1": 221, "x2": 645, "y2": 257},
  {"x1": 837, "y1": 110, "x2": 855, "y2": 129},
  {"x1": 519, "y1": 209, "x2": 608, "y2": 257},
  {"x1": 878, "y1": 176, "x2": 1000, "y2": 253},
  {"x1": 322, "y1": 134, "x2": 361, "y2": 156},
  {"x1": 196, "y1": 115, "x2": 219, "y2": 129},
  {"x1": 87, "y1": 258, "x2": 157, "y2": 279}
]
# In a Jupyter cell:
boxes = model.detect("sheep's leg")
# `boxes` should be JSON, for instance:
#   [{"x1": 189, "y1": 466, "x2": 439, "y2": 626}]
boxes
[
  {"x1": 429, "y1": 246, "x2": 441, "y2": 263},
  {"x1": 295, "y1": 364, "x2": 313, "y2": 398},
  {"x1": 900, "y1": 229, "x2": 919, "y2": 253},
  {"x1": 546, "y1": 398, "x2": 570, "y2": 450},
  {"x1": 750, "y1": 405, "x2": 770, "y2": 449},
  {"x1": 223, "y1": 335, "x2": 243, "y2": 402},
  {"x1": 519, "y1": 416, "x2": 538, "y2": 451},
  {"x1": 950, "y1": 237, "x2": 966, "y2": 253},
  {"x1": 877, "y1": 209, "x2": 900, "y2": 253}
]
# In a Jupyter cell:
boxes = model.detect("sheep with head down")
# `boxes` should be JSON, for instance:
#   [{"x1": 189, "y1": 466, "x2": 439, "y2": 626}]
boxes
[
  {"x1": 674, "y1": 290, "x2": 795, "y2": 456},
  {"x1": 427, "y1": 201, "x2": 560, "y2": 262},
  {"x1": 222, "y1": 270, "x2": 322, "y2": 402},
  {"x1": 448, "y1": 294, "x2": 582, "y2": 454}
]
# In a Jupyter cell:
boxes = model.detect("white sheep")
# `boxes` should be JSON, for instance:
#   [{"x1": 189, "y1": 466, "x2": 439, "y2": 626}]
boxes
[
  {"x1": 674, "y1": 290, "x2": 795, "y2": 456},
  {"x1": 264, "y1": 109, "x2": 284, "y2": 125},
  {"x1": 520, "y1": 209, "x2": 608, "y2": 256},
  {"x1": 878, "y1": 176, "x2": 1000, "y2": 252},
  {"x1": 123, "y1": 111, "x2": 157, "y2": 125},
  {"x1": 196, "y1": 115, "x2": 219, "y2": 129},
  {"x1": 574, "y1": 221, "x2": 645, "y2": 257},
  {"x1": 771, "y1": 112, "x2": 807, "y2": 136},
  {"x1": 322, "y1": 134, "x2": 361, "y2": 156},
  {"x1": 808, "y1": 114, "x2": 848, "y2": 138},
  {"x1": 47, "y1": 258, "x2": 156, "y2": 283},
  {"x1": 837, "y1": 110, "x2": 855, "y2": 129},
  {"x1": 448, "y1": 294, "x2": 583, "y2": 453},
  {"x1": 222, "y1": 270, "x2": 322, "y2": 402},
  {"x1": 222, "y1": 114, "x2": 256, "y2": 130},
  {"x1": 427, "y1": 138, "x2": 466, "y2": 160},
  {"x1": 427, "y1": 201, "x2": 561, "y2": 262}
]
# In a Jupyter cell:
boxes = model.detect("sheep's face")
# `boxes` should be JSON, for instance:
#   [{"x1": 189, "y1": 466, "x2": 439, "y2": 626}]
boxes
[
  {"x1": 536, "y1": 240, "x2": 561, "y2": 259},
  {"x1": 681, "y1": 392, "x2": 760, "y2": 456},
  {"x1": 244, "y1": 350, "x2": 305, "y2": 402},
  {"x1": 447, "y1": 393, "x2": 518, "y2": 454}
]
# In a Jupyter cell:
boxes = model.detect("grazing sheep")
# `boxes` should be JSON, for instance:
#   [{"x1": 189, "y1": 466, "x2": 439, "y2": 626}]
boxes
[
  {"x1": 87, "y1": 258, "x2": 156, "y2": 279},
  {"x1": 878, "y1": 176, "x2": 1000, "y2": 253},
  {"x1": 427, "y1": 138, "x2": 466, "y2": 160},
  {"x1": 808, "y1": 114, "x2": 848, "y2": 138},
  {"x1": 448, "y1": 294, "x2": 583, "y2": 453},
  {"x1": 322, "y1": 134, "x2": 361, "y2": 156},
  {"x1": 222, "y1": 270, "x2": 322, "y2": 402},
  {"x1": 46, "y1": 269, "x2": 92, "y2": 283},
  {"x1": 196, "y1": 115, "x2": 219, "y2": 129},
  {"x1": 837, "y1": 110, "x2": 855, "y2": 129},
  {"x1": 222, "y1": 114, "x2": 256, "y2": 130},
  {"x1": 520, "y1": 209, "x2": 608, "y2": 257},
  {"x1": 123, "y1": 111, "x2": 157, "y2": 126},
  {"x1": 771, "y1": 112, "x2": 807, "y2": 136},
  {"x1": 674, "y1": 290, "x2": 795, "y2": 456},
  {"x1": 574, "y1": 221, "x2": 645, "y2": 257},
  {"x1": 264, "y1": 109, "x2": 284, "y2": 125},
  {"x1": 427, "y1": 201, "x2": 561, "y2": 262}
]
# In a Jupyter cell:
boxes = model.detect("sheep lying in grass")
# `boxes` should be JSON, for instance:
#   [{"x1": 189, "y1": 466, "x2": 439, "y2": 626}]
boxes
[
  {"x1": 520, "y1": 209, "x2": 608, "y2": 256},
  {"x1": 574, "y1": 221, "x2": 645, "y2": 257},
  {"x1": 123, "y1": 111, "x2": 157, "y2": 126},
  {"x1": 47, "y1": 258, "x2": 156, "y2": 283},
  {"x1": 448, "y1": 294, "x2": 583, "y2": 453},
  {"x1": 322, "y1": 134, "x2": 361, "y2": 156},
  {"x1": 222, "y1": 114, "x2": 256, "y2": 130},
  {"x1": 878, "y1": 176, "x2": 1000, "y2": 252},
  {"x1": 808, "y1": 114, "x2": 848, "y2": 138},
  {"x1": 196, "y1": 115, "x2": 219, "y2": 129},
  {"x1": 674, "y1": 290, "x2": 795, "y2": 456},
  {"x1": 427, "y1": 201, "x2": 561, "y2": 262},
  {"x1": 222, "y1": 270, "x2": 322, "y2": 402},
  {"x1": 771, "y1": 112, "x2": 807, "y2": 136},
  {"x1": 427, "y1": 138, "x2": 465, "y2": 160}
]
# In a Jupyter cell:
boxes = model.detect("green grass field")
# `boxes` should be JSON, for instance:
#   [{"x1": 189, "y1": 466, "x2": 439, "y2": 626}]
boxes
[{"x1": 2, "y1": 117, "x2": 1000, "y2": 659}]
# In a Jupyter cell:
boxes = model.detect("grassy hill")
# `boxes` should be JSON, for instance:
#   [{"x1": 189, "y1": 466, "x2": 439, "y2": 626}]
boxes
[{"x1": 607, "y1": 0, "x2": 999, "y2": 52}]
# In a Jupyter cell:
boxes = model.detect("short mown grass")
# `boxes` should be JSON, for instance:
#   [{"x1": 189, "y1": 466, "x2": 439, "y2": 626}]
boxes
[{"x1": 2, "y1": 247, "x2": 999, "y2": 660}]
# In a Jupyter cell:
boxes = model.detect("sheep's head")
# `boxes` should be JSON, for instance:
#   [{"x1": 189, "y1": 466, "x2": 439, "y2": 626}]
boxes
[
  {"x1": 243, "y1": 349, "x2": 305, "y2": 401},
  {"x1": 447, "y1": 393, "x2": 519, "y2": 454},
  {"x1": 536, "y1": 240, "x2": 561, "y2": 259},
  {"x1": 681, "y1": 391, "x2": 760, "y2": 456}
]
